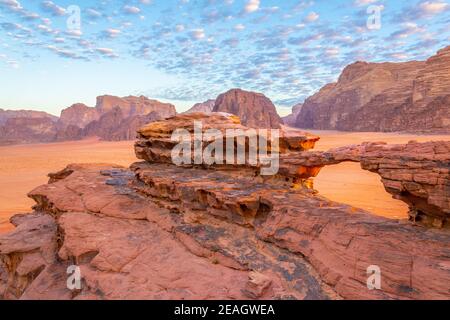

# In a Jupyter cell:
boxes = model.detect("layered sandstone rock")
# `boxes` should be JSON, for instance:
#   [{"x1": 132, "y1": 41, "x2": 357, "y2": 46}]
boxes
[
  {"x1": 59, "y1": 103, "x2": 99, "y2": 129},
  {"x1": 65, "y1": 95, "x2": 177, "y2": 141},
  {"x1": 0, "y1": 117, "x2": 59, "y2": 144},
  {"x1": 277, "y1": 141, "x2": 450, "y2": 228},
  {"x1": 213, "y1": 89, "x2": 282, "y2": 129},
  {"x1": 0, "y1": 109, "x2": 58, "y2": 125},
  {"x1": 1, "y1": 115, "x2": 449, "y2": 300},
  {"x1": 0, "y1": 95, "x2": 177, "y2": 145},
  {"x1": 1, "y1": 164, "x2": 334, "y2": 300},
  {"x1": 184, "y1": 99, "x2": 215, "y2": 114},
  {"x1": 0, "y1": 110, "x2": 59, "y2": 145},
  {"x1": 294, "y1": 46, "x2": 450, "y2": 133},
  {"x1": 135, "y1": 113, "x2": 320, "y2": 166},
  {"x1": 95, "y1": 95, "x2": 176, "y2": 119}
]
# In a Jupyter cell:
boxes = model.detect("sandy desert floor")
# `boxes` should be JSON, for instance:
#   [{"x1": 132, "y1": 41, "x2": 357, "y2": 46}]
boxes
[{"x1": 1, "y1": 132, "x2": 449, "y2": 233}]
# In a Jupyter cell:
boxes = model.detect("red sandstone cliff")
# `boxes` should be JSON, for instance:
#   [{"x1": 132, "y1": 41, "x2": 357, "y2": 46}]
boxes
[
  {"x1": 59, "y1": 103, "x2": 100, "y2": 129},
  {"x1": 294, "y1": 46, "x2": 450, "y2": 133},
  {"x1": 0, "y1": 109, "x2": 58, "y2": 125},
  {"x1": 213, "y1": 89, "x2": 282, "y2": 129},
  {"x1": 0, "y1": 95, "x2": 177, "y2": 145}
]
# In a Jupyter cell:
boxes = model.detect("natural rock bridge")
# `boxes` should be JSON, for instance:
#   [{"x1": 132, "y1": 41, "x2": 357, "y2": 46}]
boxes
[{"x1": 1, "y1": 113, "x2": 449, "y2": 300}]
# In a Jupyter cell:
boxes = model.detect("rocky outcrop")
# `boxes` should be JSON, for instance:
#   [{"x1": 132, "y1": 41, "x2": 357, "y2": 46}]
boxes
[
  {"x1": 282, "y1": 103, "x2": 302, "y2": 127},
  {"x1": 0, "y1": 117, "x2": 59, "y2": 145},
  {"x1": 135, "y1": 113, "x2": 320, "y2": 166},
  {"x1": 59, "y1": 103, "x2": 99, "y2": 129},
  {"x1": 0, "y1": 110, "x2": 59, "y2": 145},
  {"x1": 0, "y1": 95, "x2": 177, "y2": 145},
  {"x1": 95, "y1": 95, "x2": 176, "y2": 119},
  {"x1": 213, "y1": 89, "x2": 282, "y2": 129},
  {"x1": 1, "y1": 114, "x2": 448, "y2": 300},
  {"x1": 66, "y1": 95, "x2": 177, "y2": 141},
  {"x1": 184, "y1": 99, "x2": 215, "y2": 114},
  {"x1": 1, "y1": 163, "x2": 334, "y2": 300},
  {"x1": 277, "y1": 141, "x2": 450, "y2": 228},
  {"x1": 0, "y1": 109, "x2": 58, "y2": 125},
  {"x1": 294, "y1": 46, "x2": 450, "y2": 133}
]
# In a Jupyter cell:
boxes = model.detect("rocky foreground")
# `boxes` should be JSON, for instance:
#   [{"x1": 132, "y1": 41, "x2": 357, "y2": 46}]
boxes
[{"x1": 1, "y1": 113, "x2": 449, "y2": 300}]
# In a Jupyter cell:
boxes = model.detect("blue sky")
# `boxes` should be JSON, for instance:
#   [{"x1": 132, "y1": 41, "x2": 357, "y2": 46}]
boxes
[{"x1": 0, "y1": 0, "x2": 449, "y2": 115}]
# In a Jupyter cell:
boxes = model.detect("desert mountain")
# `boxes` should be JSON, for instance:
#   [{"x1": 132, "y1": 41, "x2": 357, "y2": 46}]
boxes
[
  {"x1": 0, "y1": 109, "x2": 57, "y2": 125},
  {"x1": 184, "y1": 99, "x2": 215, "y2": 114},
  {"x1": 59, "y1": 103, "x2": 99, "y2": 129},
  {"x1": 0, "y1": 95, "x2": 177, "y2": 145},
  {"x1": 213, "y1": 89, "x2": 282, "y2": 128},
  {"x1": 282, "y1": 103, "x2": 303, "y2": 127},
  {"x1": 292, "y1": 46, "x2": 450, "y2": 133},
  {"x1": 0, "y1": 117, "x2": 59, "y2": 145}
]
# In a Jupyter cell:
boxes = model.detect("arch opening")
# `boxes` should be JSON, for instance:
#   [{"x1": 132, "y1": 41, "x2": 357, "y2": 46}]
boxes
[{"x1": 313, "y1": 162, "x2": 409, "y2": 220}]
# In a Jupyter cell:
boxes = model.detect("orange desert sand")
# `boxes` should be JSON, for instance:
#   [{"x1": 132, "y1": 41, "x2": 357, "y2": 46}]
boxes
[{"x1": 1, "y1": 132, "x2": 449, "y2": 233}]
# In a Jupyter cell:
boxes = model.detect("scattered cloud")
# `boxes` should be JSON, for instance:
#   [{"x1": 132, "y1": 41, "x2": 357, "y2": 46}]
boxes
[
  {"x1": 41, "y1": 1, "x2": 66, "y2": 16},
  {"x1": 0, "y1": 0, "x2": 448, "y2": 107},
  {"x1": 244, "y1": 0, "x2": 260, "y2": 13},
  {"x1": 123, "y1": 5, "x2": 141, "y2": 14}
]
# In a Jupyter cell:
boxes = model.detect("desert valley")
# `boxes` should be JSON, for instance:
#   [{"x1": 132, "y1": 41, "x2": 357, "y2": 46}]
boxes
[{"x1": 0, "y1": 1, "x2": 449, "y2": 301}]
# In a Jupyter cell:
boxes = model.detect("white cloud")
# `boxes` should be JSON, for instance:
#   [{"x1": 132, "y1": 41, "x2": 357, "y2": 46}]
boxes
[
  {"x1": 354, "y1": 0, "x2": 377, "y2": 6},
  {"x1": 234, "y1": 24, "x2": 245, "y2": 31},
  {"x1": 123, "y1": 5, "x2": 141, "y2": 14},
  {"x1": 190, "y1": 29, "x2": 205, "y2": 40},
  {"x1": 244, "y1": 0, "x2": 260, "y2": 13},
  {"x1": 304, "y1": 11, "x2": 319, "y2": 22},
  {"x1": 96, "y1": 48, "x2": 118, "y2": 58},
  {"x1": 41, "y1": 1, "x2": 66, "y2": 16},
  {"x1": 419, "y1": 1, "x2": 449, "y2": 15},
  {"x1": 105, "y1": 28, "x2": 121, "y2": 38},
  {"x1": 0, "y1": 0, "x2": 23, "y2": 12},
  {"x1": 86, "y1": 8, "x2": 102, "y2": 18},
  {"x1": 390, "y1": 53, "x2": 409, "y2": 60},
  {"x1": 65, "y1": 29, "x2": 82, "y2": 37}
]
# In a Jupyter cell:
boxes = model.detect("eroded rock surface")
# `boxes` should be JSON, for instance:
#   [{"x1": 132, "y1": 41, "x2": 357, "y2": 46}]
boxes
[
  {"x1": 277, "y1": 141, "x2": 450, "y2": 228},
  {"x1": 293, "y1": 46, "x2": 450, "y2": 133},
  {"x1": 1, "y1": 115, "x2": 449, "y2": 300},
  {"x1": 213, "y1": 89, "x2": 282, "y2": 129},
  {"x1": 0, "y1": 95, "x2": 177, "y2": 145}
]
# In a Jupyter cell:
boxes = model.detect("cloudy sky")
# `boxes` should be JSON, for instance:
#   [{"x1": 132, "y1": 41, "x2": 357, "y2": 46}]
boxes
[{"x1": 0, "y1": 0, "x2": 449, "y2": 115}]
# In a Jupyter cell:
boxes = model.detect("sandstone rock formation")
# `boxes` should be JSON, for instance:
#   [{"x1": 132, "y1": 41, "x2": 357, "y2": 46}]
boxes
[
  {"x1": 294, "y1": 46, "x2": 450, "y2": 133},
  {"x1": 213, "y1": 89, "x2": 282, "y2": 129},
  {"x1": 59, "y1": 103, "x2": 99, "y2": 129},
  {"x1": 0, "y1": 117, "x2": 59, "y2": 145},
  {"x1": 0, "y1": 109, "x2": 59, "y2": 145},
  {"x1": 1, "y1": 114, "x2": 448, "y2": 300},
  {"x1": 95, "y1": 95, "x2": 176, "y2": 119},
  {"x1": 282, "y1": 103, "x2": 302, "y2": 127},
  {"x1": 184, "y1": 99, "x2": 215, "y2": 114},
  {"x1": 277, "y1": 141, "x2": 450, "y2": 228},
  {"x1": 0, "y1": 95, "x2": 177, "y2": 145},
  {"x1": 0, "y1": 109, "x2": 58, "y2": 125}
]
